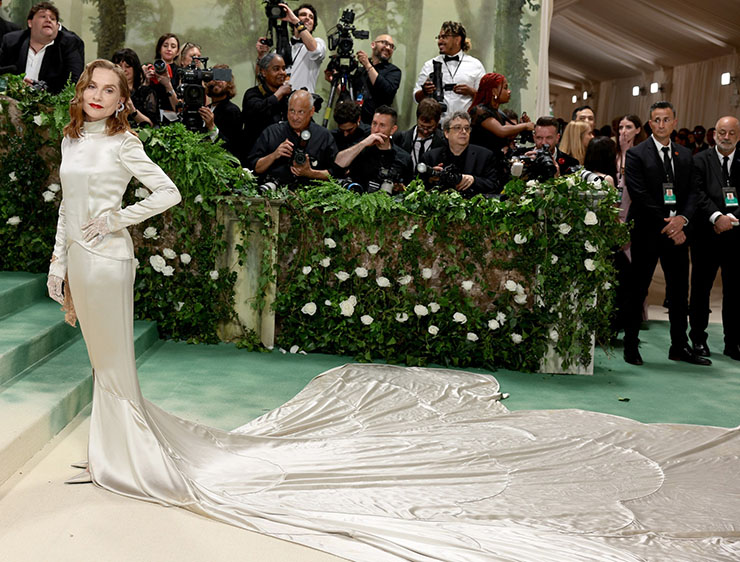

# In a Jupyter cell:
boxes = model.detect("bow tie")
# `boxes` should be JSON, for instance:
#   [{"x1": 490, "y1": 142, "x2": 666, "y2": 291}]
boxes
[
  {"x1": 291, "y1": 37, "x2": 303, "y2": 45},
  {"x1": 444, "y1": 55, "x2": 459, "y2": 62}
]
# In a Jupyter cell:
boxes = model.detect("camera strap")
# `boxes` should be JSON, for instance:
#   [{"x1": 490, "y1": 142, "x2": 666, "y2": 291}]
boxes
[{"x1": 442, "y1": 52, "x2": 464, "y2": 83}]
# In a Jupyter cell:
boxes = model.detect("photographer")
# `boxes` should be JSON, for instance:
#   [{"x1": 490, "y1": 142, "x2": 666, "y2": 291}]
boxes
[
  {"x1": 199, "y1": 64, "x2": 243, "y2": 160},
  {"x1": 112, "y1": 48, "x2": 159, "y2": 127},
  {"x1": 145, "y1": 33, "x2": 180, "y2": 113},
  {"x1": 413, "y1": 21, "x2": 484, "y2": 121},
  {"x1": 393, "y1": 98, "x2": 447, "y2": 168},
  {"x1": 334, "y1": 105, "x2": 412, "y2": 193},
  {"x1": 242, "y1": 52, "x2": 291, "y2": 156},
  {"x1": 419, "y1": 111, "x2": 497, "y2": 197},
  {"x1": 331, "y1": 100, "x2": 370, "y2": 152},
  {"x1": 257, "y1": 3, "x2": 325, "y2": 93},
  {"x1": 248, "y1": 89, "x2": 337, "y2": 187},
  {"x1": 528, "y1": 116, "x2": 580, "y2": 177}
]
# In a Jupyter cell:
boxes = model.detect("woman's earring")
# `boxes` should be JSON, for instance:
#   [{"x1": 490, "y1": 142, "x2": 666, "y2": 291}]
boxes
[{"x1": 115, "y1": 101, "x2": 125, "y2": 117}]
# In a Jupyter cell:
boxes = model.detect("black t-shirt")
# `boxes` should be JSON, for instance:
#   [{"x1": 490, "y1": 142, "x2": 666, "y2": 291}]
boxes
[
  {"x1": 213, "y1": 99, "x2": 244, "y2": 160},
  {"x1": 348, "y1": 143, "x2": 413, "y2": 193},
  {"x1": 351, "y1": 60, "x2": 402, "y2": 125}
]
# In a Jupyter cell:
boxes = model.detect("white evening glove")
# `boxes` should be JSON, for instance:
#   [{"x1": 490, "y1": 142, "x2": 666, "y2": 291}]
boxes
[
  {"x1": 81, "y1": 214, "x2": 111, "y2": 245},
  {"x1": 47, "y1": 274, "x2": 64, "y2": 305}
]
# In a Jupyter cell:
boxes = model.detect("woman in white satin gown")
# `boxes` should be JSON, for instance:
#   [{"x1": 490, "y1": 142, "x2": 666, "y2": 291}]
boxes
[{"x1": 44, "y1": 60, "x2": 740, "y2": 562}]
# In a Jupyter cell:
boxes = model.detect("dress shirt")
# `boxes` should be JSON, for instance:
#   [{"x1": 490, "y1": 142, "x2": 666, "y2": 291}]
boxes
[
  {"x1": 24, "y1": 39, "x2": 54, "y2": 81},
  {"x1": 413, "y1": 50, "x2": 485, "y2": 120},
  {"x1": 409, "y1": 127, "x2": 434, "y2": 167},
  {"x1": 651, "y1": 135, "x2": 679, "y2": 219},
  {"x1": 287, "y1": 37, "x2": 326, "y2": 93},
  {"x1": 710, "y1": 147, "x2": 737, "y2": 224}
]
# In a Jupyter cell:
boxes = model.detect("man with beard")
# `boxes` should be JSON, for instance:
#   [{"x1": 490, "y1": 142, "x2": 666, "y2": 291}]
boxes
[{"x1": 198, "y1": 64, "x2": 242, "y2": 160}]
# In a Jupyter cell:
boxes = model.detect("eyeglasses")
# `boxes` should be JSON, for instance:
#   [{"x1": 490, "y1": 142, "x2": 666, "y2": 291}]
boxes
[
  {"x1": 448, "y1": 125, "x2": 471, "y2": 133},
  {"x1": 435, "y1": 34, "x2": 458, "y2": 40},
  {"x1": 375, "y1": 39, "x2": 395, "y2": 50}
]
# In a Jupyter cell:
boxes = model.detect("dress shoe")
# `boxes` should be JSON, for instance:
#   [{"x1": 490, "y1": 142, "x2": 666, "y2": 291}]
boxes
[
  {"x1": 668, "y1": 345, "x2": 712, "y2": 366},
  {"x1": 724, "y1": 344, "x2": 740, "y2": 361},
  {"x1": 624, "y1": 346, "x2": 643, "y2": 365},
  {"x1": 65, "y1": 470, "x2": 92, "y2": 484},
  {"x1": 70, "y1": 460, "x2": 88, "y2": 469},
  {"x1": 692, "y1": 343, "x2": 711, "y2": 357}
]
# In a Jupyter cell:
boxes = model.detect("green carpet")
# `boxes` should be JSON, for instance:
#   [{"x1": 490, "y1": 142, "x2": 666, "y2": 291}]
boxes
[{"x1": 136, "y1": 320, "x2": 740, "y2": 431}]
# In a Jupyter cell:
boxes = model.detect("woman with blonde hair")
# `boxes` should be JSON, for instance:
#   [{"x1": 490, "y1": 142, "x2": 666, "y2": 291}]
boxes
[{"x1": 559, "y1": 120, "x2": 594, "y2": 165}]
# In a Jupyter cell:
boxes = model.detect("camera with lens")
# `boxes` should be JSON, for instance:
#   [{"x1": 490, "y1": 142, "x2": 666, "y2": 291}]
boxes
[
  {"x1": 326, "y1": 9, "x2": 369, "y2": 73},
  {"x1": 258, "y1": 177, "x2": 280, "y2": 193},
  {"x1": 292, "y1": 129, "x2": 312, "y2": 166},
  {"x1": 416, "y1": 162, "x2": 462, "y2": 190},
  {"x1": 337, "y1": 178, "x2": 363, "y2": 191},
  {"x1": 366, "y1": 166, "x2": 399, "y2": 195},
  {"x1": 264, "y1": 0, "x2": 288, "y2": 20},
  {"x1": 509, "y1": 144, "x2": 558, "y2": 182},
  {"x1": 176, "y1": 56, "x2": 233, "y2": 132}
]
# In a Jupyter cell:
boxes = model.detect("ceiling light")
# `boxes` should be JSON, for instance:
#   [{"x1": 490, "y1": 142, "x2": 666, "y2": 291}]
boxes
[
  {"x1": 571, "y1": 94, "x2": 577, "y2": 103},
  {"x1": 721, "y1": 72, "x2": 732, "y2": 86},
  {"x1": 650, "y1": 82, "x2": 659, "y2": 94},
  {"x1": 632, "y1": 86, "x2": 640, "y2": 97},
  {"x1": 582, "y1": 91, "x2": 588, "y2": 100}
]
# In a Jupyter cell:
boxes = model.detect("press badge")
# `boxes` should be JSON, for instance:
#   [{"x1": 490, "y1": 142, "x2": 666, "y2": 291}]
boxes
[
  {"x1": 723, "y1": 186, "x2": 738, "y2": 207},
  {"x1": 663, "y1": 183, "x2": 676, "y2": 206}
]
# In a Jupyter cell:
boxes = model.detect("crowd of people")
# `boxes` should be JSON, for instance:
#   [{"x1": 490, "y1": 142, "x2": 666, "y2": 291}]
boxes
[{"x1": 1, "y1": 2, "x2": 738, "y2": 366}]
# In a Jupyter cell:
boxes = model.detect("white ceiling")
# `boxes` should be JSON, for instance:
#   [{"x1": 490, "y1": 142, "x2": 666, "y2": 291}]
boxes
[{"x1": 549, "y1": 0, "x2": 740, "y2": 90}]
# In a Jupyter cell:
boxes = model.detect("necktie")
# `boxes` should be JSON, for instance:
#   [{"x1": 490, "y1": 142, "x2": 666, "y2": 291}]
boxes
[
  {"x1": 661, "y1": 146, "x2": 674, "y2": 182},
  {"x1": 722, "y1": 155, "x2": 730, "y2": 185},
  {"x1": 443, "y1": 55, "x2": 459, "y2": 62}
]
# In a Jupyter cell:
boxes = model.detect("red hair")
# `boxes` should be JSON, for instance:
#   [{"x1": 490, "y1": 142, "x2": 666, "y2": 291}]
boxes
[{"x1": 469, "y1": 73, "x2": 506, "y2": 112}]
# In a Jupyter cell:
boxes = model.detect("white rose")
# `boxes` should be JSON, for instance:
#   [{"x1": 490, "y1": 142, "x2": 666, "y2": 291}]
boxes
[
  {"x1": 209, "y1": 270, "x2": 219, "y2": 280},
  {"x1": 355, "y1": 267, "x2": 368, "y2": 278},
  {"x1": 515, "y1": 283, "x2": 525, "y2": 294},
  {"x1": 42, "y1": 190, "x2": 55, "y2": 202},
  {"x1": 511, "y1": 333, "x2": 523, "y2": 344},
  {"x1": 401, "y1": 225, "x2": 417, "y2": 239},
  {"x1": 488, "y1": 319, "x2": 500, "y2": 331},
  {"x1": 320, "y1": 257, "x2": 331, "y2": 267},
  {"x1": 505, "y1": 280, "x2": 518, "y2": 292},
  {"x1": 461, "y1": 280, "x2": 474, "y2": 291},
  {"x1": 290, "y1": 345, "x2": 300, "y2": 354},
  {"x1": 549, "y1": 328, "x2": 559, "y2": 342},
  {"x1": 324, "y1": 237, "x2": 337, "y2": 248},
  {"x1": 414, "y1": 304, "x2": 429, "y2": 317},
  {"x1": 566, "y1": 176, "x2": 576, "y2": 187},
  {"x1": 584, "y1": 241, "x2": 598, "y2": 253},
  {"x1": 6, "y1": 216, "x2": 21, "y2": 225},
  {"x1": 302, "y1": 265, "x2": 312, "y2": 275},
  {"x1": 453, "y1": 312, "x2": 467, "y2": 324},
  {"x1": 301, "y1": 302, "x2": 317, "y2": 315},
  {"x1": 135, "y1": 187, "x2": 149, "y2": 199},
  {"x1": 324, "y1": 300, "x2": 331, "y2": 306},
  {"x1": 143, "y1": 226, "x2": 158, "y2": 239},
  {"x1": 194, "y1": 194, "x2": 204, "y2": 203},
  {"x1": 149, "y1": 255, "x2": 166, "y2": 272},
  {"x1": 558, "y1": 223, "x2": 572, "y2": 235},
  {"x1": 376, "y1": 276, "x2": 391, "y2": 287},
  {"x1": 603, "y1": 281, "x2": 612, "y2": 290},
  {"x1": 526, "y1": 179, "x2": 538, "y2": 188},
  {"x1": 428, "y1": 302, "x2": 440, "y2": 313},
  {"x1": 175, "y1": 301, "x2": 184, "y2": 311},
  {"x1": 496, "y1": 312, "x2": 507, "y2": 323},
  {"x1": 348, "y1": 295, "x2": 357, "y2": 306},
  {"x1": 395, "y1": 312, "x2": 408, "y2": 322},
  {"x1": 551, "y1": 254, "x2": 559, "y2": 264},
  {"x1": 335, "y1": 271, "x2": 350, "y2": 282},
  {"x1": 339, "y1": 298, "x2": 355, "y2": 317},
  {"x1": 366, "y1": 244, "x2": 380, "y2": 255},
  {"x1": 584, "y1": 211, "x2": 598, "y2": 225},
  {"x1": 421, "y1": 267, "x2": 433, "y2": 279},
  {"x1": 514, "y1": 233, "x2": 527, "y2": 245},
  {"x1": 47, "y1": 183, "x2": 61, "y2": 193},
  {"x1": 466, "y1": 332, "x2": 479, "y2": 342},
  {"x1": 9, "y1": 172, "x2": 17, "y2": 181},
  {"x1": 133, "y1": 258, "x2": 140, "y2": 269},
  {"x1": 397, "y1": 275, "x2": 413, "y2": 285},
  {"x1": 584, "y1": 259, "x2": 596, "y2": 271},
  {"x1": 428, "y1": 325, "x2": 439, "y2": 336},
  {"x1": 514, "y1": 294, "x2": 527, "y2": 305},
  {"x1": 180, "y1": 253, "x2": 191, "y2": 264},
  {"x1": 33, "y1": 114, "x2": 43, "y2": 126},
  {"x1": 360, "y1": 314, "x2": 373, "y2": 325},
  {"x1": 162, "y1": 265, "x2": 175, "y2": 276},
  {"x1": 162, "y1": 248, "x2": 176, "y2": 259}
]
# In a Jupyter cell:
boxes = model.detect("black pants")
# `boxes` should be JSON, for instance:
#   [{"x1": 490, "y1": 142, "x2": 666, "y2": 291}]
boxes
[
  {"x1": 624, "y1": 223, "x2": 689, "y2": 347},
  {"x1": 689, "y1": 227, "x2": 740, "y2": 347}
]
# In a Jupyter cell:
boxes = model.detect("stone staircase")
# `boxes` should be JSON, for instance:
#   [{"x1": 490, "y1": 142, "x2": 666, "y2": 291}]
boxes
[{"x1": 0, "y1": 271, "x2": 159, "y2": 485}]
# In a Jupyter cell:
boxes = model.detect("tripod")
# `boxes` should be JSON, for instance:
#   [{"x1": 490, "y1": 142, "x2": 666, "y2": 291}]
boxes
[{"x1": 321, "y1": 57, "x2": 356, "y2": 127}]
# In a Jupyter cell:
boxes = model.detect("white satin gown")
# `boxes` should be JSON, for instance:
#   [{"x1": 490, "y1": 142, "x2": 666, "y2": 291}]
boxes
[{"x1": 50, "y1": 121, "x2": 740, "y2": 562}]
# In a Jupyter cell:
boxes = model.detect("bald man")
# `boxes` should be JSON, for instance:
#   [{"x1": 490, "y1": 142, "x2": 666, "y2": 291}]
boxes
[
  {"x1": 351, "y1": 34, "x2": 401, "y2": 124},
  {"x1": 689, "y1": 116, "x2": 740, "y2": 360},
  {"x1": 248, "y1": 90, "x2": 337, "y2": 188}
]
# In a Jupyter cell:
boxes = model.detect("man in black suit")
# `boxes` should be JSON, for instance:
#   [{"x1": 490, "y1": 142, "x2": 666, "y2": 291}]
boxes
[
  {"x1": 0, "y1": 2, "x2": 83, "y2": 94},
  {"x1": 393, "y1": 98, "x2": 447, "y2": 168},
  {"x1": 689, "y1": 115, "x2": 740, "y2": 360},
  {"x1": 531, "y1": 116, "x2": 580, "y2": 176},
  {"x1": 623, "y1": 101, "x2": 710, "y2": 366},
  {"x1": 0, "y1": 1, "x2": 20, "y2": 46},
  {"x1": 419, "y1": 111, "x2": 497, "y2": 197}
]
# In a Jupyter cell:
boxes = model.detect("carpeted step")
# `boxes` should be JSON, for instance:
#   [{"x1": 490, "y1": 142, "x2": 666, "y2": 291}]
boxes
[
  {"x1": 0, "y1": 320, "x2": 160, "y2": 486},
  {"x1": 0, "y1": 272, "x2": 47, "y2": 320}
]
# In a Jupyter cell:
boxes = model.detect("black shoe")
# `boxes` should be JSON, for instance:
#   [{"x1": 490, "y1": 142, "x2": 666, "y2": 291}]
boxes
[
  {"x1": 692, "y1": 343, "x2": 711, "y2": 357},
  {"x1": 669, "y1": 345, "x2": 712, "y2": 366},
  {"x1": 624, "y1": 346, "x2": 643, "y2": 366},
  {"x1": 724, "y1": 344, "x2": 740, "y2": 361}
]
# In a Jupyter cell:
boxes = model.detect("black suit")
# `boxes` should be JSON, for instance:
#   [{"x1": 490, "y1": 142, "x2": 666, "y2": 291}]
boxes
[
  {"x1": 420, "y1": 144, "x2": 497, "y2": 197},
  {"x1": 0, "y1": 28, "x2": 84, "y2": 94},
  {"x1": 0, "y1": 17, "x2": 20, "y2": 47},
  {"x1": 393, "y1": 126, "x2": 447, "y2": 167},
  {"x1": 689, "y1": 147, "x2": 740, "y2": 348},
  {"x1": 554, "y1": 148, "x2": 580, "y2": 176},
  {"x1": 624, "y1": 138, "x2": 697, "y2": 348}
]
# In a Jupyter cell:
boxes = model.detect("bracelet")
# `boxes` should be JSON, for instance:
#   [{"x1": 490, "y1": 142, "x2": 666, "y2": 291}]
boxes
[
  {"x1": 130, "y1": 110, "x2": 139, "y2": 119},
  {"x1": 168, "y1": 90, "x2": 176, "y2": 96}
]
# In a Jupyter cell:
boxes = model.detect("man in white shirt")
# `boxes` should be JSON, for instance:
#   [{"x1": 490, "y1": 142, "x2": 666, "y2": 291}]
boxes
[
  {"x1": 413, "y1": 21, "x2": 485, "y2": 121},
  {"x1": 256, "y1": 2, "x2": 325, "y2": 93}
]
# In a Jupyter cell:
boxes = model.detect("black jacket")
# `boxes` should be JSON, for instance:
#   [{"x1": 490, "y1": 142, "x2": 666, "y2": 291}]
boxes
[
  {"x1": 692, "y1": 147, "x2": 740, "y2": 226},
  {"x1": 213, "y1": 99, "x2": 243, "y2": 161},
  {"x1": 0, "y1": 17, "x2": 20, "y2": 47},
  {"x1": 420, "y1": 144, "x2": 497, "y2": 196},
  {"x1": 393, "y1": 126, "x2": 447, "y2": 157},
  {"x1": 0, "y1": 27, "x2": 84, "y2": 93},
  {"x1": 241, "y1": 83, "x2": 289, "y2": 159},
  {"x1": 351, "y1": 60, "x2": 401, "y2": 124}
]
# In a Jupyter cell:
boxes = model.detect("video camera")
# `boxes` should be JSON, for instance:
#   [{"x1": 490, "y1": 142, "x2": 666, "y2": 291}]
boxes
[
  {"x1": 326, "y1": 9, "x2": 369, "y2": 73},
  {"x1": 416, "y1": 162, "x2": 462, "y2": 190},
  {"x1": 264, "y1": 0, "x2": 288, "y2": 19},
  {"x1": 176, "y1": 56, "x2": 232, "y2": 132},
  {"x1": 509, "y1": 144, "x2": 558, "y2": 182},
  {"x1": 261, "y1": 0, "x2": 293, "y2": 66}
]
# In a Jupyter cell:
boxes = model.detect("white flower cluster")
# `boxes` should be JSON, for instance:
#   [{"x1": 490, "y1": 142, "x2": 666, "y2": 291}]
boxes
[{"x1": 143, "y1": 226, "x2": 158, "y2": 239}]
